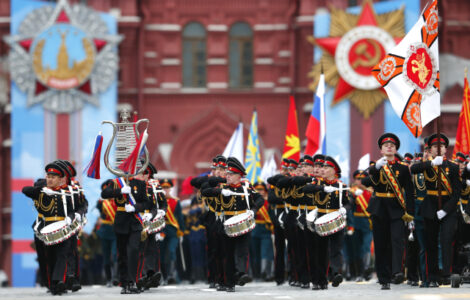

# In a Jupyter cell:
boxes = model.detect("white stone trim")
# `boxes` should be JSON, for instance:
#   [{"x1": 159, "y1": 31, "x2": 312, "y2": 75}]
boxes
[
  {"x1": 118, "y1": 16, "x2": 141, "y2": 23},
  {"x1": 441, "y1": 103, "x2": 462, "y2": 113},
  {"x1": 144, "y1": 78, "x2": 157, "y2": 84},
  {"x1": 207, "y1": 24, "x2": 228, "y2": 32},
  {"x1": 207, "y1": 82, "x2": 228, "y2": 89},
  {"x1": 144, "y1": 51, "x2": 158, "y2": 58},
  {"x1": 274, "y1": 87, "x2": 291, "y2": 93},
  {"x1": 278, "y1": 50, "x2": 291, "y2": 57},
  {"x1": 207, "y1": 58, "x2": 227, "y2": 65},
  {"x1": 278, "y1": 77, "x2": 291, "y2": 84},
  {"x1": 160, "y1": 82, "x2": 182, "y2": 89},
  {"x1": 254, "y1": 24, "x2": 288, "y2": 31},
  {"x1": 161, "y1": 58, "x2": 180, "y2": 66},
  {"x1": 180, "y1": 87, "x2": 208, "y2": 93},
  {"x1": 0, "y1": 17, "x2": 10, "y2": 23},
  {"x1": 145, "y1": 24, "x2": 181, "y2": 31},
  {"x1": 254, "y1": 82, "x2": 275, "y2": 88},
  {"x1": 296, "y1": 15, "x2": 315, "y2": 23},
  {"x1": 255, "y1": 58, "x2": 273, "y2": 65}
]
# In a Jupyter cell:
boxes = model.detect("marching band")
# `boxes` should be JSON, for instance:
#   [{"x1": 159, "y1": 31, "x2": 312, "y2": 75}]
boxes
[{"x1": 21, "y1": 131, "x2": 470, "y2": 295}]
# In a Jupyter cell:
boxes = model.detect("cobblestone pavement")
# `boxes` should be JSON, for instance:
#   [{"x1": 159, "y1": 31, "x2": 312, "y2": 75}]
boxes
[{"x1": 1, "y1": 281, "x2": 470, "y2": 300}]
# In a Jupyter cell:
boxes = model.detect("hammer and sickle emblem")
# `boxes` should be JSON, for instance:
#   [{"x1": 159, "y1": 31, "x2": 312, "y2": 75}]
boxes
[
  {"x1": 351, "y1": 39, "x2": 381, "y2": 69},
  {"x1": 411, "y1": 54, "x2": 429, "y2": 86}
]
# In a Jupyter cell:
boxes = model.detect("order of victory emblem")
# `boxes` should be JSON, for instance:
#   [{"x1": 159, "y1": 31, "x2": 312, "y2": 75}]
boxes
[
  {"x1": 308, "y1": 0, "x2": 405, "y2": 119},
  {"x1": 5, "y1": 0, "x2": 122, "y2": 113}
]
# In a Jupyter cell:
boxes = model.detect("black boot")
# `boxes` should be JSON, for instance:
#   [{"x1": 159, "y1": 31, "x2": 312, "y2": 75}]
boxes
[{"x1": 127, "y1": 282, "x2": 141, "y2": 294}]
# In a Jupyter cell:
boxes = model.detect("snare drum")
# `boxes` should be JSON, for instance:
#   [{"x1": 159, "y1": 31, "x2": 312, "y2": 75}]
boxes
[
  {"x1": 223, "y1": 212, "x2": 255, "y2": 237},
  {"x1": 314, "y1": 211, "x2": 346, "y2": 237},
  {"x1": 146, "y1": 210, "x2": 166, "y2": 234},
  {"x1": 40, "y1": 219, "x2": 81, "y2": 246}
]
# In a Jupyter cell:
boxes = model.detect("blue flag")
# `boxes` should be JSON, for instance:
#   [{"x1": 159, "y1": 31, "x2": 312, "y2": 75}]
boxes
[{"x1": 245, "y1": 110, "x2": 262, "y2": 183}]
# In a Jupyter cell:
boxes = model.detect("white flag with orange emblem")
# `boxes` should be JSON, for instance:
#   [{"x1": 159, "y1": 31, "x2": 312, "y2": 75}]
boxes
[{"x1": 372, "y1": 0, "x2": 440, "y2": 137}]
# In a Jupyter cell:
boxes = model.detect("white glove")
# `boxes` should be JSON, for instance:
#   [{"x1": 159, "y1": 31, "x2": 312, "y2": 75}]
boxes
[
  {"x1": 66, "y1": 217, "x2": 72, "y2": 225},
  {"x1": 155, "y1": 233, "x2": 164, "y2": 241},
  {"x1": 408, "y1": 220, "x2": 415, "y2": 230},
  {"x1": 339, "y1": 207, "x2": 347, "y2": 216},
  {"x1": 121, "y1": 186, "x2": 131, "y2": 194},
  {"x1": 221, "y1": 189, "x2": 233, "y2": 197},
  {"x1": 436, "y1": 209, "x2": 447, "y2": 220},
  {"x1": 248, "y1": 210, "x2": 255, "y2": 217},
  {"x1": 74, "y1": 213, "x2": 81, "y2": 222},
  {"x1": 42, "y1": 187, "x2": 54, "y2": 196},
  {"x1": 354, "y1": 189, "x2": 363, "y2": 196},
  {"x1": 431, "y1": 156, "x2": 443, "y2": 166},
  {"x1": 143, "y1": 213, "x2": 152, "y2": 222},
  {"x1": 347, "y1": 228, "x2": 354, "y2": 236},
  {"x1": 309, "y1": 209, "x2": 318, "y2": 222},
  {"x1": 125, "y1": 203, "x2": 135, "y2": 213},
  {"x1": 466, "y1": 179, "x2": 470, "y2": 186},
  {"x1": 324, "y1": 186, "x2": 337, "y2": 193},
  {"x1": 375, "y1": 157, "x2": 387, "y2": 169}
]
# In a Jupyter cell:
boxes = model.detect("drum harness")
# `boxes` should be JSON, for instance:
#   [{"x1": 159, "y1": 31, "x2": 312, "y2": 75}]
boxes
[{"x1": 219, "y1": 181, "x2": 252, "y2": 223}]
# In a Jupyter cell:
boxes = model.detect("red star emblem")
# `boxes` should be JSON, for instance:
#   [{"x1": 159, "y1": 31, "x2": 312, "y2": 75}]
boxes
[{"x1": 314, "y1": 1, "x2": 403, "y2": 106}]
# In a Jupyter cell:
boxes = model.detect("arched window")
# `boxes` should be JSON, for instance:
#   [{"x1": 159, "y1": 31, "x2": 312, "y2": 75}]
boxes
[
  {"x1": 229, "y1": 22, "x2": 253, "y2": 88},
  {"x1": 182, "y1": 22, "x2": 207, "y2": 87}
]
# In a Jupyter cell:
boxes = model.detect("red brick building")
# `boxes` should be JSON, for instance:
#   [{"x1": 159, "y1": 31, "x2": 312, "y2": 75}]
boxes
[{"x1": 0, "y1": 0, "x2": 469, "y2": 284}]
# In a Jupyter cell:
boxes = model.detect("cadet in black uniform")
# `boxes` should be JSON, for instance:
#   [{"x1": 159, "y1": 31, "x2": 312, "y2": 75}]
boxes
[
  {"x1": 22, "y1": 162, "x2": 76, "y2": 295},
  {"x1": 267, "y1": 158, "x2": 290, "y2": 285},
  {"x1": 141, "y1": 163, "x2": 167, "y2": 289},
  {"x1": 101, "y1": 174, "x2": 151, "y2": 294},
  {"x1": 201, "y1": 157, "x2": 263, "y2": 292},
  {"x1": 367, "y1": 133, "x2": 415, "y2": 290},
  {"x1": 303, "y1": 156, "x2": 349, "y2": 290},
  {"x1": 410, "y1": 133, "x2": 461, "y2": 287},
  {"x1": 56, "y1": 159, "x2": 87, "y2": 292}
]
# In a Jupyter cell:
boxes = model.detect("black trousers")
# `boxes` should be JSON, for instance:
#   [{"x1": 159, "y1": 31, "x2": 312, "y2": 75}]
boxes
[
  {"x1": 295, "y1": 226, "x2": 309, "y2": 284},
  {"x1": 205, "y1": 220, "x2": 218, "y2": 284},
  {"x1": 314, "y1": 230, "x2": 344, "y2": 285},
  {"x1": 285, "y1": 211, "x2": 299, "y2": 282},
  {"x1": 305, "y1": 228, "x2": 317, "y2": 284},
  {"x1": 144, "y1": 233, "x2": 161, "y2": 275},
  {"x1": 34, "y1": 235, "x2": 48, "y2": 287},
  {"x1": 405, "y1": 227, "x2": 420, "y2": 282},
  {"x1": 452, "y1": 215, "x2": 470, "y2": 274},
  {"x1": 66, "y1": 235, "x2": 80, "y2": 279},
  {"x1": 424, "y1": 213, "x2": 457, "y2": 281},
  {"x1": 371, "y1": 215, "x2": 405, "y2": 284},
  {"x1": 273, "y1": 223, "x2": 286, "y2": 283},
  {"x1": 45, "y1": 239, "x2": 71, "y2": 285},
  {"x1": 223, "y1": 233, "x2": 250, "y2": 287},
  {"x1": 116, "y1": 231, "x2": 141, "y2": 284}
]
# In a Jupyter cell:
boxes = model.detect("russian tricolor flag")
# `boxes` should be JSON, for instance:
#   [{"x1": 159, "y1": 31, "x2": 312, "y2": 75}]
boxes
[{"x1": 305, "y1": 73, "x2": 326, "y2": 155}]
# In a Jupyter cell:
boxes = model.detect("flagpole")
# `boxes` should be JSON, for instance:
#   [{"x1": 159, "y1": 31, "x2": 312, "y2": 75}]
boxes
[{"x1": 436, "y1": 117, "x2": 442, "y2": 210}]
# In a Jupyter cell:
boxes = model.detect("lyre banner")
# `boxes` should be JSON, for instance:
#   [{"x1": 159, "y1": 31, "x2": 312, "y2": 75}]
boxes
[{"x1": 7, "y1": 0, "x2": 120, "y2": 286}]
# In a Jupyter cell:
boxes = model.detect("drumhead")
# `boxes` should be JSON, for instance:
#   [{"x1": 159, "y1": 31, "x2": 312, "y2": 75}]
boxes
[
  {"x1": 41, "y1": 220, "x2": 67, "y2": 234},
  {"x1": 314, "y1": 211, "x2": 341, "y2": 225}
]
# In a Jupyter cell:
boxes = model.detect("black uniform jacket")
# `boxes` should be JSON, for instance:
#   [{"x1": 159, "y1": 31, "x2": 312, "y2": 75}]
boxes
[
  {"x1": 201, "y1": 181, "x2": 264, "y2": 221},
  {"x1": 367, "y1": 161, "x2": 415, "y2": 220},
  {"x1": 101, "y1": 178, "x2": 151, "y2": 234},
  {"x1": 22, "y1": 184, "x2": 75, "y2": 230},
  {"x1": 410, "y1": 159, "x2": 461, "y2": 219}
]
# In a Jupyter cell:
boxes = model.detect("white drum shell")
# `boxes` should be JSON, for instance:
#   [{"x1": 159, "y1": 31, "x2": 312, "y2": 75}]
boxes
[
  {"x1": 223, "y1": 212, "x2": 255, "y2": 237},
  {"x1": 314, "y1": 211, "x2": 346, "y2": 237},
  {"x1": 146, "y1": 210, "x2": 166, "y2": 234}
]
